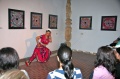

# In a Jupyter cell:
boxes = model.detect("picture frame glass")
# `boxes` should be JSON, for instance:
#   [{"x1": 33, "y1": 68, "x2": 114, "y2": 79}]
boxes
[
  {"x1": 31, "y1": 12, "x2": 42, "y2": 29},
  {"x1": 49, "y1": 15, "x2": 57, "y2": 29},
  {"x1": 101, "y1": 16, "x2": 117, "y2": 31},
  {"x1": 79, "y1": 16, "x2": 92, "y2": 30},
  {"x1": 8, "y1": 9, "x2": 24, "y2": 29}
]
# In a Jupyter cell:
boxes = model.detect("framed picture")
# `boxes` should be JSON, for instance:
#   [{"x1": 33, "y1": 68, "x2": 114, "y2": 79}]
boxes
[
  {"x1": 101, "y1": 16, "x2": 117, "y2": 31},
  {"x1": 31, "y1": 12, "x2": 42, "y2": 29},
  {"x1": 79, "y1": 16, "x2": 92, "y2": 30},
  {"x1": 8, "y1": 9, "x2": 25, "y2": 29},
  {"x1": 48, "y1": 14, "x2": 58, "y2": 29}
]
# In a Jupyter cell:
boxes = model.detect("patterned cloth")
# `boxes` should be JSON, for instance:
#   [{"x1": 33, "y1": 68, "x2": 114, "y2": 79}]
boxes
[
  {"x1": 29, "y1": 34, "x2": 51, "y2": 63},
  {"x1": 47, "y1": 68, "x2": 82, "y2": 79}
]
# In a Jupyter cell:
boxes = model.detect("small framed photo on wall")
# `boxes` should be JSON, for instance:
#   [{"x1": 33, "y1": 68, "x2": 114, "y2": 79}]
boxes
[
  {"x1": 48, "y1": 14, "x2": 58, "y2": 29},
  {"x1": 101, "y1": 16, "x2": 117, "y2": 31},
  {"x1": 8, "y1": 9, "x2": 25, "y2": 29},
  {"x1": 31, "y1": 12, "x2": 42, "y2": 29},
  {"x1": 79, "y1": 16, "x2": 92, "y2": 30}
]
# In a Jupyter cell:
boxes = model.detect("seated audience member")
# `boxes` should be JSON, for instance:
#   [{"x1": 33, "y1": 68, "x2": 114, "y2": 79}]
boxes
[
  {"x1": 110, "y1": 36, "x2": 120, "y2": 47},
  {"x1": 47, "y1": 43, "x2": 82, "y2": 79},
  {"x1": 114, "y1": 48, "x2": 120, "y2": 79},
  {"x1": 89, "y1": 46, "x2": 116, "y2": 79},
  {"x1": 0, "y1": 47, "x2": 30, "y2": 79}
]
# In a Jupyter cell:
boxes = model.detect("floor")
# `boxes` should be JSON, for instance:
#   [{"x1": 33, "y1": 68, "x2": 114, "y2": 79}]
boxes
[{"x1": 19, "y1": 51, "x2": 96, "y2": 79}]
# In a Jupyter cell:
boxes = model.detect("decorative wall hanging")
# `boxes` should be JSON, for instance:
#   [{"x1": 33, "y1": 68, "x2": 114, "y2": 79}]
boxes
[
  {"x1": 48, "y1": 14, "x2": 58, "y2": 29},
  {"x1": 79, "y1": 16, "x2": 92, "y2": 30},
  {"x1": 31, "y1": 12, "x2": 42, "y2": 29},
  {"x1": 8, "y1": 9, "x2": 24, "y2": 29},
  {"x1": 101, "y1": 16, "x2": 117, "y2": 31}
]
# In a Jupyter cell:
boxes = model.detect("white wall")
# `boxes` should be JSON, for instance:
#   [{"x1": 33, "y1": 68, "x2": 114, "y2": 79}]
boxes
[
  {"x1": 71, "y1": 0, "x2": 120, "y2": 53},
  {"x1": 0, "y1": 0, "x2": 120, "y2": 59},
  {"x1": 0, "y1": 0, "x2": 66, "y2": 59}
]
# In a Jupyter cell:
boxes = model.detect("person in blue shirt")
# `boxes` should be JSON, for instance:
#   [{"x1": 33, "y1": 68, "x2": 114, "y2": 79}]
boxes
[{"x1": 47, "y1": 43, "x2": 82, "y2": 79}]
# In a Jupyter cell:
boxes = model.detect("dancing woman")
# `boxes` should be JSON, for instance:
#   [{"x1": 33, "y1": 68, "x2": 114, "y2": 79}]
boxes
[{"x1": 25, "y1": 30, "x2": 52, "y2": 66}]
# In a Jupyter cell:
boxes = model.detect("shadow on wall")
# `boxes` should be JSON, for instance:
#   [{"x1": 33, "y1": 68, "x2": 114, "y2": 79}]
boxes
[{"x1": 24, "y1": 32, "x2": 37, "y2": 58}]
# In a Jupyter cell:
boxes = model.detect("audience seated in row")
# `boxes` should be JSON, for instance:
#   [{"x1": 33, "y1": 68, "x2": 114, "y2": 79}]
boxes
[{"x1": 0, "y1": 43, "x2": 120, "y2": 79}]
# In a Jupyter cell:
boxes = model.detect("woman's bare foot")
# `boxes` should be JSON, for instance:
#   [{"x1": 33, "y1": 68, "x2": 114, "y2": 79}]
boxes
[{"x1": 25, "y1": 61, "x2": 30, "y2": 66}]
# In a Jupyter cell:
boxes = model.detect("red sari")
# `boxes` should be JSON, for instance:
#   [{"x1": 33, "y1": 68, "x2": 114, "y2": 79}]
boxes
[{"x1": 29, "y1": 34, "x2": 51, "y2": 63}]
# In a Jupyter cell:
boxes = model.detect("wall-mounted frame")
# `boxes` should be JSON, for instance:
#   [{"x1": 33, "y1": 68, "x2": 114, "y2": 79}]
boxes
[
  {"x1": 48, "y1": 14, "x2": 58, "y2": 29},
  {"x1": 79, "y1": 16, "x2": 92, "y2": 30},
  {"x1": 31, "y1": 12, "x2": 42, "y2": 29},
  {"x1": 101, "y1": 16, "x2": 117, "y2": 31},
  {"x1": 8, "y1": 9, "x2": 24, "y2": 29}
]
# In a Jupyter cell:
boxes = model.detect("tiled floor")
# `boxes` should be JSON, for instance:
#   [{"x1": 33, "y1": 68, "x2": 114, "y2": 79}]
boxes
[{"x1": 19, "y1": 51, "x2": 96, "y2": 79}]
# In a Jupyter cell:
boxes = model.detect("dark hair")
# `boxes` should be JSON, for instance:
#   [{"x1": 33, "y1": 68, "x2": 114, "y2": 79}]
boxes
[
  {"x1": 94, "y1": 46, "x2": 116, "y2": 75},
  {"x1": 46, "y1": 30, "x2": 51, "y2": 33},
  {"x1": 116, "y1": 47, "x2": 120, "y2": 55},
  {"x1": 0, "y1": 47, "x2": 19, "y2": 70},
  {"x1": 57, "y1": 43, "x2": 74, "y2": 79}
]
